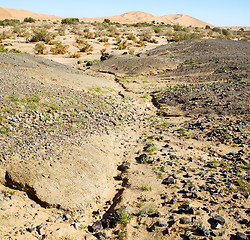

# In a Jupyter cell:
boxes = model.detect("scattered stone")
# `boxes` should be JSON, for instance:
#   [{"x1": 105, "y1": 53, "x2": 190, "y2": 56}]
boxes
[
  {"x1": 118, "y1": 162, "x2": 131, "y2": 172},
  {"x1": 236, "y1": 232, "x2": 249, "y2": 240},
  {"x1": 180, "y1": 217, "x2": 191, "y2": 224}
]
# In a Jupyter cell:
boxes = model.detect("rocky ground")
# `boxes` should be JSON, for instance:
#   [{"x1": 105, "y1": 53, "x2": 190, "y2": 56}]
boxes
[{"x1": 0, "y1": 39, "x2": 249, "y2": 240}]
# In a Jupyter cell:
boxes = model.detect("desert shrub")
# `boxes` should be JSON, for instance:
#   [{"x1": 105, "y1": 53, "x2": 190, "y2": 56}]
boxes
[
  {"x1": 103, "y1": 19, "x2": 111, "y2": 24},
  {"x1": 129, "y1": 49, "x2": 135, "y2": 55},
  {"x1": 50, "y1": 41, "x2": 69, "y2": 54},
  {"x1": 0, "y1": 31, "x2": 13, "y2": 42},
  {"x1": 117, "y1": 40, "x2": 128, "y2": 50},
  {"x1": 0, "y1": 19, "x2": 20, "y2": 26},
  {"x1": 106, "y1": 25, "x2": 119, "y2": 37},
  {"x1": 149, "y1": 38, "x2": 158, "y2": 44},
  {"x1": 24, "y1": 17, "x2": 36, "y2": 23},
  {"x1": 34, "y1": 42, "x2": 47, "y2": 54},
  {"x1": 173, "y1": 32, "x2": 203, "y2": 42},
  {"x1": 136, "y1": 40, "x2": 146, "y2": 47},
  {"x1": 9, "y1": 48, "x2": 22, "y2": 53},
  {"x1": 83, "y1": 29, "x2": 95, "y2": 39},
  {"x1": 212, "y1": 27, "x2": 222, "y2": 33},
  {"x1": 98, "y1": 37, "x2": 109, "y2": 42},
  {"x1": 76, "y1": 40, "x2": 93, "y2": 53},
  {"x1": 205, "y1": 25, "x2": 211, "y2": 29},
  {"x1": 13, "y1": 25, "x2": 28, "y2": 37},
  {"x1": 27, "y1": 28, "x2": 55, "y2": 43},
  {"x1": 57, "y1": 25, "x2": 66, "y2": 36},
  {"x1": 140, "y1": 30, "x2": 152, "y2": 42},
  {"x1": 173, "y1": 24, "x2": 183, "y2": 31},
  {"x1": 0, "y1": 45, "x2": 8, "y2": 52},
  {"x1": 68, "y1": 52, "x2": 81, "y2": 58},
  {"x1": 61, "y1": 18, "x2": 79, "y2": 24},
  {"x1": 154, "y1": 27, "x2": 162, "y2": 34},
  {"x1": 127, "y1": 33, "x2": 137, "y2": 41},
  {"x1": 222, "y1": 29, "x2": 231, "y2": 36}
]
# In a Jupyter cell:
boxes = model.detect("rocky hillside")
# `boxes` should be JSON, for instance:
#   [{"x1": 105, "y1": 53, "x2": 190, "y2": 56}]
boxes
[{"x1": 0, "y1": 39, "x2": 249, "y2": 239}]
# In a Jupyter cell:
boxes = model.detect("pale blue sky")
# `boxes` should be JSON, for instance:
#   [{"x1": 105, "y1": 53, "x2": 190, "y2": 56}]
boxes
[{"x1": 0, "y1": 0, "x2": 249, "y2": 26}]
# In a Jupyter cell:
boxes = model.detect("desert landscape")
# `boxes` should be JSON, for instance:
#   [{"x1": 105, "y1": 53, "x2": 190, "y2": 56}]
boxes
[{"x1": 0, "y1": 6, "x2": 249, "y2": 240}]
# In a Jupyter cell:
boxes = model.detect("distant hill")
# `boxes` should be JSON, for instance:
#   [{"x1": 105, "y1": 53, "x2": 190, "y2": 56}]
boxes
[
  {"x1": 81, "y1": 11, "x2": 212, "y2": 27},
  {"x1": 0, "y1": 7, "x2": 211, "y2": 27},
  {"x1": 0, "y1": 6, "x2": 61, "y2": 20}
]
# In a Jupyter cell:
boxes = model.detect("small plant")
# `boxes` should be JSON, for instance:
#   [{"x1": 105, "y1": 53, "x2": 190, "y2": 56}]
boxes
[
  {"x1": 61, "y1": 18, "x2": 79, "y2": 24},
  {"x1": 50, "y1": 41, "x2": 69, "y2": 55},
  {"x1": 28, "y1": 28, "x2": 54, "y2": 43},
  {"x1": 117, "y1": 40, "x2": 128, "y2": 50},
  {"x1": 34, "y1": 42, "x2": 47, "y2": 55},
  {"x1": 68, "y1": 52, "x2": 81, "y2": 58},
  {"x1": 24, "y1": 17, "x2": 36, "y2": 23},
  {"x1": 115, "y1": 207, "x2": 131, "y2": 224},
  {"x1": 76, "y1": 40, "x2": 93, "y2": 53},
  {"x1": 141, "y1": 184, "x2": 152, "y2": 191}
]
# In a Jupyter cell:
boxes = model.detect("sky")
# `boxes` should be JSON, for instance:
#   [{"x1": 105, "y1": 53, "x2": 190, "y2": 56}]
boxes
[{"x1": 0, "y1": 0, "x2": 249, "y2": 26}]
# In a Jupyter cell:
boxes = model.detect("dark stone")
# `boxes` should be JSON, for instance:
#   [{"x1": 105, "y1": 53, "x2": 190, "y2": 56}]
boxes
[
  {"x1": 90, "y1": 221, "x2": 103, "y2": 232},
  {"x1": 197, "y1": 227, "x2": 210, "y2": 236},
  {"x1": 236, "y1": 232, "x2": 248, "y2": 240},
  {"x1": 156, "y1": 220, "x2": 167, "y2": 227},
  {"x1": 162, "y1": 176, "x2": 176, "y2": 185},
  {"x1": 118, "y1": 162, "x2": 131, "y2": 172},
  {"x1": 180, "y1": 217, "x2": 191, "y2": 224},
  {"x1": 212, "y1": 215, "x2": 225, "y2": 225}
]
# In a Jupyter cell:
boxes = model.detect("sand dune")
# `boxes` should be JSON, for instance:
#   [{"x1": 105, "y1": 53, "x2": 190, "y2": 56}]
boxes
[
  {"x1": 0, "y1": 7, "x2": 211, "y2": 27},
  {"x1": 0, "y1": 6, "x2": 61, "y2": 20},
  {"x1": 81, "y1": 11, "x2": 211, "y2": 27}
]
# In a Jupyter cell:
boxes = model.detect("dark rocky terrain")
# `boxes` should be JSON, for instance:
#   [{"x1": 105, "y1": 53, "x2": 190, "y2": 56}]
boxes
[{"x1": 0, "y1": 39, "x2": 249, "y2": 239}]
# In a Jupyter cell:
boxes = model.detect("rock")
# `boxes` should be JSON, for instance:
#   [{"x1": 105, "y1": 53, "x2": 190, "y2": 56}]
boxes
[
  {"x1": 197, "y1": 227, "x2": 210, "y2": 236},
  {"x1": 212, "y1": 215, "x2": 225, "y2": 225},
  {"x1": 73, "y1": 222, "x2": 81, "y2": 230},
  {"x1": 236, "y1": 232, "x2": 249, "y2": 240},
  {"x1": 156, "y1": 220, "x2": 168, "y2": 227},
  {"x1": 118, "y1": 162, "x2": 131, "y2": 172},
  {"x1": 162, "y1": 176, "x2": 176, "y2": 185},
  {"x1": 180, "y1": 217, "x2": 191, "y2": 224},
  {"x1": 185, "y1": 231, "x2": 195, "y2": 239},
  {"x1": 90, "y1": 221, "x2": 103, "y2": 232}
]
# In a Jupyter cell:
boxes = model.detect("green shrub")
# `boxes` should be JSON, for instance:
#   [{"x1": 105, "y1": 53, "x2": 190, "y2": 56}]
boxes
[
  {"x1": 61, "y1": 18, "x2": 79, "y2": 24},
  {"x1": 103, "y1": 18, "x2": 111, "y2": 24},
  {"x1": 0, "y1": 19, "x2": 20, "y2": 26},
  {"x1": 27, "y1": 28, "x2": 55, "y2": 43},
  {"x1": 76, "y1": 40, "x2": 93, "y2": 53},
  {"x1": 50, "y1": 41, "x2": 69, "y2": 55},
  {"x1": 0, "y1": 45, "x2": 8, "y2": 52},
  {"x1": 24, "y1": 17, "x2": 36, "y2": 23},
  {"x1": 34, "y1": 42, "x2": 47, "y2": 54},
  {"x1": 117, "y1": 40, "x2": 128, "y2": 50},
  {"x1": 140, "y1": 30, "x2": 152, "y2": 42},
  {"x1": 127, "y1": 33, "x2": 137, "y2": 41},
  {"x1": 222, "y1": 29, "x2": 231, "y2": 36}
]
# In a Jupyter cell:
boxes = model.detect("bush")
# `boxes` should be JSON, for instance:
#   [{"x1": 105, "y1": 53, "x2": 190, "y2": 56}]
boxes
[
  {"x1": 68, "y1": 52, "x2": 81, "y2": 58},
  {"x1": 0, "y1": 45, "x2": 8, "y2": 52},
  {"x1": 117, "y1": 40, "x2": 128, "y2": 50},
  {"x1": 76, "y1": 40, "x2": 93, "y2": 53},
  {"x1": 222, "y1": 29, "x2": 231, "y2": 36},
  {"x1": 34, "y1": 42, "x2": 47, "y2": 54},
  {"x1": 24, "y1": 17, "x2": 36, "y2": 23},
  {"x1": 103, "y1": 19, "x2": 111, "y2": 24},
  {"x1": 140, "y1": 30, "x2": 152, "y2": 42},
  {"x1": 61, "y1": 18, "x2": 79, "y2": 24},
  {"x1": 0, "y1": 19, "x2": 20, "y2": 26},
  {"x1": 127, "y1": 33, "x2": 136, "y2": 41},
  {"x1": 57, "y1": 25, "x2": 66, "y2": 36},
  {"x1": 27, "y1": 28, "x2": 55, "y2": 43},
  {"x1": 50, "y1": 41, "x2": 69, "y2": 54}
]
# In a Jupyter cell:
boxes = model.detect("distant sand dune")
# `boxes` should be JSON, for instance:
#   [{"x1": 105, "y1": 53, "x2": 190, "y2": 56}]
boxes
[
  {"x1": 0, "y1": 6, "x2": 61, "y2": 20},
  {"x1": 81, "y1": 11, "x2": 212, "y2": 27}
]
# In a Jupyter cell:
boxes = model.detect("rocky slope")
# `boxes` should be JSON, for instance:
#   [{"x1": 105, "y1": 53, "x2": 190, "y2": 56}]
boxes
[{"x1": 0, "y1": 39, "x2": 249, "y2": 240}]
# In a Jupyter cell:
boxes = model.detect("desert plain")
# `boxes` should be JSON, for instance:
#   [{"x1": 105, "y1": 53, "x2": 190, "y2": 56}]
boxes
[{"x1": 0, "y1": 6, "x2": 249, "y2": 240}]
